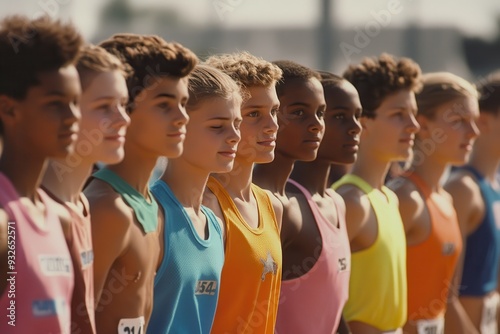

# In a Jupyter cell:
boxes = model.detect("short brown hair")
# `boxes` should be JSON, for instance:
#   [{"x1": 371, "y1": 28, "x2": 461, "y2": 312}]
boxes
[
  {"x1": 417, "y1": 72, "x2": 478, "y2": 120},
  {"x1": 99, "y1": 34, "x2": 198, "y2": 107},
  {"x1": 76, "y1": 44, "x2": 126, "y2": 90},
  {"x1": 343, "y1": 53, "x2": 421, "y2": 118},
  {"x1": 205, "y1": 52, "x2": 282, "y2": 94},
  {"x1": 186, "y1": 64, "x2": 242, "y2": 111}
]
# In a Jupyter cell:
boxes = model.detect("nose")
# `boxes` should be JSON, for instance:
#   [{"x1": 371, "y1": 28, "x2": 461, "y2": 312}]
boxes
[
  {"x1": 264, "y1": 111, "x2": 279, "y2": 134},
  {"x1": 228, "y1": 123, "x2": 241, "y2": 145},
  {"x1": 174, "y1": 104, "x2": 190, "y2": 127},
  {"x1": 348, "y1": 116, "x2": 362, "y2": 135},
  {"x1": 407, "y1": 112, "x2": 420, "y2": 134},
  {"x1": 309, "y1": 113, "x2": 325, "y2": 134},
  {"x1": 113, "y1": 104, "x2": 131, "y2": 129},
  {"x1": 64, "y1": 101, "x2": 81, "y2": 129},
  {"x1": 468, "y1": 119, "x2": 480, "y2": 139}
]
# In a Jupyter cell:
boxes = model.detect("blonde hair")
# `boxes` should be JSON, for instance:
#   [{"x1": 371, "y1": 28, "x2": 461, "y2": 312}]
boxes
[
  {"x1": 76, "y1": 44, "x2": 125, "y2": 90},
  {"x1": 417, "y1": 72, "x2": 478, "y2": 119},
  {"x1": 187, "y1": 64, "x2": 242, "y2": 110},
  {"x1": 205, "y1": 51, "x2": 282, "y2": 94}
]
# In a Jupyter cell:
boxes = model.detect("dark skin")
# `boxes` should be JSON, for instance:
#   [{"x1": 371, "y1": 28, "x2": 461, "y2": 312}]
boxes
[
  {"x1": 288, "y1": 81, "x2": 361, "y2": 334},
  {"x1": 0, "y1": 66, "x2": 81, "y2": 295}
]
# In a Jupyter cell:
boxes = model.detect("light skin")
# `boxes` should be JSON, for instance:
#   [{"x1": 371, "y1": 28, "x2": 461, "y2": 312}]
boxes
[
  {"x1": 252, "y1": 76, "x2": 326, "y2": 278},
  {"x1": 445, "y1": 104, "x2": 500, "y2": 332},
  {"x1": 335, "y1": 88, "x2": 420, "y2": 333},
  {"x1": 84, "y1": 76, "x2": 189, "y2": 333},
  {"x1": 161, "y1": 96, "x2": 242, "y2": 240},
  {"x1": 203, "y1": 84, "x2": 283, "y2": 240},
  {"x1": 0, "y1": 65, "x2": 81, "y2": 294},
  {"x1": 288, "y1": 80, "x2": 361, "y2": 334},
  {"x1": 389, "y1": 96, "x2": 480, "y2": 334}
]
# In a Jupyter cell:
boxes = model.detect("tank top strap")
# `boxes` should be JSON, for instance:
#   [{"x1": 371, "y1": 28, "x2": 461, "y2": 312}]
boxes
[
  {"x1": 287, "y1": 179, "x2": 325, "y2": 225},
  {"x1": 461, "y1": 165, "x2": 484, "y2": 181},
  {"x1": 206, "y1": 176, "x2": 236, "y2": 212},
  {"x1": 404, "y1": 171, "x2": 432, "y2": 198},
  {"x1": 93, "y1": 168, "x2": 158, "y2": 233},
  {"x1": 333, "y1": 174, "x2": 373, "y2": 194}
]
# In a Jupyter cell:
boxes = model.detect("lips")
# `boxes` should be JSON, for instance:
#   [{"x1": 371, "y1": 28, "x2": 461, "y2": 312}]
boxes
[
  {"x1": 218, "y1": 149, "x2": 237, "y2": 158},
  {"x1": 257, "y1": 138, "x2": 276, "y2": 147}
]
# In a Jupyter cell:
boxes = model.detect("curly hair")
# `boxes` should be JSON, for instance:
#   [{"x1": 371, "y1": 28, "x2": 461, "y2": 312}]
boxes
[
  {"x1": 317, "y1": 70, "x2": 345, "y2": 89},
  {"x1": 477, "y1": 72, "x2": 500, "y2": 115},
  {"x1": 416, "y1": 72, "x2": 478, "y2": 120},
  {"x1": 343, "y1": 53, "x2": 421, "y2": 118},
  {"x1": 204, "y1": 51, "x2": 282, "y2": 97},
  {"x1": 186, "y1": 64, "x2": 242, "y2": 111},
  {"x1": 272, "y1": 60, "x2": 321, "y2": 97},
  {"x1": 76, "y1": 44, "x2": 126, "y2": 91},
  {"x1": 0, "y1": 15, "x2": 83, "y2": 99},
  {"x1": 99, "y1": 34, "x2": 198, "y2": 107}
]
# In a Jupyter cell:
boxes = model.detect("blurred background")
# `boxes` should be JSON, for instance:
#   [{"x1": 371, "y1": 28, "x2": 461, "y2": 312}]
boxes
[{"x1": 3, "y1": 0, "x2": 500, "y2": 81}]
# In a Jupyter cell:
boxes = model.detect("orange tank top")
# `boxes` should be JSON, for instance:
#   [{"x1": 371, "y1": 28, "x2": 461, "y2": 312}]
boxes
[
  {"x1": 405, "y1": 172, "x2": 463, "y2": 321},
  {"x1": 207, "y1": 177, "x2": 282, "y2": 334}
]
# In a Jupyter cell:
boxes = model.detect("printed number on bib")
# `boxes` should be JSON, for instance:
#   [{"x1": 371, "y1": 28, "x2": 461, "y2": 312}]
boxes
[
  {"x1": 118, "y1": 316, "x2": 145, "y2": 334},
  {"x1": 416, "y1": 317, "x2": 444, "y2": 334},
  {"x1": 195, "y1": 280, "x2": 217, "y2": 295},
  {"x1": 481, "y1": 293, "x2": 499, "y2": 334}
]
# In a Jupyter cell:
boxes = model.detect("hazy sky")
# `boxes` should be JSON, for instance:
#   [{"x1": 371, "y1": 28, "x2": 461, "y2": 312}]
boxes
[{"x1": 2, "y1": 0, "x2": 499, "y2": 40}]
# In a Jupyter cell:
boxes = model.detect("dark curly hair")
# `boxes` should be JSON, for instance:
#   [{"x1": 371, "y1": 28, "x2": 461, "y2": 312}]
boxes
[
  {"x1": 0, "y1": 15, "x2": 83, "y2": 135},
  {"x1": 0, "y1": 15, "x2": 83, "y2": 99},
  {"x1": 343, "y1": 53, "x2": 421, "y2": 118},
  {"x1": 99, "y1": 34, "x2": 198, "y2": 109},
  {"x1": 272, "y1": 60, "x2": 321, "y2": 97}
]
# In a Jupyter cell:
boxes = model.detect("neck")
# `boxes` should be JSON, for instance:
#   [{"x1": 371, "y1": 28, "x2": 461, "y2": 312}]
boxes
[
  {"x1": 161, "y1": 159, "x2": 211, "y2": 212},
  {"x1": 107, "y1": 142, "x2": 159, "y2": 197},
  {"x1": 469, "y1": 140, "x2": 500, "y2": 182},
  {"x1": 410, "y1": 154, "x2": 449, "y2": 193},
  {"x1": 350, "y1": 148, "x2": 390, "y2": 189},
  {"x1": 212, "y1": 159, "x2": 253, "y2": 201},
  {"x1": 290, "y1": 159, "x2": 331, "y2": 196},
  {"x1": 42, "y1": 156, "x2": 94, "y2": 204},
  {"x1": 253, "y1": 153, "x2": 295, "y2": 196},
  {"x1": 0, "y1": 145, "x2": 47, "y2": 200}
]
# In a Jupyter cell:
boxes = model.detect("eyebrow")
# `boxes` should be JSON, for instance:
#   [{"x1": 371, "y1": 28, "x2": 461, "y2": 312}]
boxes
[
  {"x1": 244, "y1": 104, "x2": 280, "y2": 109},
  {"x1": 43, "y1": 91, "x2": 69, "y2": 97},
  {"x1": 153, "y1": 93, "x2": 177, "y2": 99}
]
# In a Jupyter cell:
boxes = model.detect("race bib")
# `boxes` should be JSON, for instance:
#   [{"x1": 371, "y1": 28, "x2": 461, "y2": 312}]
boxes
[
  {"x1": 481, "y1": 293, "x2": 499, "y2": 334},
  {"x1": 416, "y1": 317, "x2": 444, "y2": 334},
  {"x1": 118, "y1": 316, "x2": 145, "y2": 334}
]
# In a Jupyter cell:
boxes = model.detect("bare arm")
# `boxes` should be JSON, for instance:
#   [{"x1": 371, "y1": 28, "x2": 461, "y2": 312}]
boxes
[
  {"x1": 337, "y1": 315, "x2": 351, "y2": 334},
  {"x1": 87, "y1": 193, "x2": 130, "y2": 303},
  {"x1": 443, "y1": 175, "x2": 483, "y2": 334},
  {"x1": 335, "y1": 185, "x2": 370, "y2": 243}
]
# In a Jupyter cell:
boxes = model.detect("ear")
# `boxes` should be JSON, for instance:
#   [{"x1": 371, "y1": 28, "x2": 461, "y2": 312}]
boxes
[{"x1": 0, "y1": 95, "x2": 18, "y2": 125}]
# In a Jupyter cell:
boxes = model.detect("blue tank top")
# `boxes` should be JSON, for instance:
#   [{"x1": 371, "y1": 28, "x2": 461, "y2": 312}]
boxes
[
  {"x1": 459, "y1": 165, "x2": 500, "y2": 296},
  {"x1": 147, "y1": 180, "x2": 224, "y2": 334}
]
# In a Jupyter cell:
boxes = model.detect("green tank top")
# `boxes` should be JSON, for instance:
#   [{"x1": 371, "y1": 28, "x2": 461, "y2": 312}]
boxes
[
  {"x1": 93, "y1": 168, "x2": 158, "y2": 233},
  {"x1": 332, "y1": 174, "x2": 407, "y2": 330}
]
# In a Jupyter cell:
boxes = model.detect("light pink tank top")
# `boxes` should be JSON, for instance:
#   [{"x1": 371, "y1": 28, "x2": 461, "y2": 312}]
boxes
[
  {"x1": 275, "y1": 179, "x2": 351, "y2": 334},
  {"x1": 0, "y1": 172, "x2": 74, "y2": 333}
]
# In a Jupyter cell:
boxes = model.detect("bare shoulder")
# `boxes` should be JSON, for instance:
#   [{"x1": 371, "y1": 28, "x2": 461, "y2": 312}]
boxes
[
  {"x1": 444, "y1": 169, "x2": 484, "y2": 233},
  {"x1": 202, "y1": 188, "x2": 226, "y2": 237},
  {"x1": 264, "y1": 189, "x2": 283, "y2": 231},
  {"x1": 85, "y1": 180, "x2": 132, "y2": 243},
  {"x1": 335, "y1": 184, "x2": 371, "y2": 219},
  {"x1": 388, "y1": 177, "x2": 426, "y2": 230}
]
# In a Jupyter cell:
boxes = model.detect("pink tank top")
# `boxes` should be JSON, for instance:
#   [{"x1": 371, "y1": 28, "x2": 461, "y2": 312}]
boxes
[
  {"x1": 275, "y1": 179, "x2": 351, "y2": 334},
  {"x1": 0, "y1": 173, "x2": 74, "y2": 333},
  {"x1": 44, "y1": 189, "x2": 96, "y2": 334}
]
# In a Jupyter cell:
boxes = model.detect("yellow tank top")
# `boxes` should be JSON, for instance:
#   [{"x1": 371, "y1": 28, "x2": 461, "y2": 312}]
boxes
[
  {"x1": 207, "y1": 177, "x2": 282, "y2": 334},
  {"x1": 333, "y1": 174, "x2": 407, "y2": 330}
]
